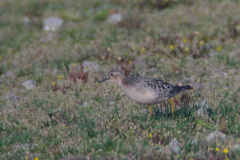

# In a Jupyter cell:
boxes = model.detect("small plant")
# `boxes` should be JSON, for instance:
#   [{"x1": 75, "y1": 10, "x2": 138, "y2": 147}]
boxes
[
  {"x1": 68, "y1": 63, "x2": 88, "y2": 84},
  {"x1": 117, "y1": 56, "x2": 134, "y2": 76}
]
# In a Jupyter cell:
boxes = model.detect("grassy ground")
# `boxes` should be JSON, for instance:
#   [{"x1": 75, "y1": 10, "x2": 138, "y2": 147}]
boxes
[{"x1": 1, "y1": 0, "x2": 240, "y2": 159}]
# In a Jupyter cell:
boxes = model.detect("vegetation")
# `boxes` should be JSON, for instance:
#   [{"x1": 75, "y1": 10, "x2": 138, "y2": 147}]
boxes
[{"x1": 0, "y1": 0, "x2": 240, "y2": 159}]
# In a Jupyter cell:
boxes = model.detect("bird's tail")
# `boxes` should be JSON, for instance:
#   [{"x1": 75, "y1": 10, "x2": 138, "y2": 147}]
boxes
[{"x1": 169, "y1": 85, "x2": 193, "y2": 97}]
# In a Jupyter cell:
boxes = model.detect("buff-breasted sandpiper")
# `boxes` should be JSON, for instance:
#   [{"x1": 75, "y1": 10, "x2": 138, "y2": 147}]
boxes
[{"x1": 99, "y1": 69, "x2": 193, "y2": 119}]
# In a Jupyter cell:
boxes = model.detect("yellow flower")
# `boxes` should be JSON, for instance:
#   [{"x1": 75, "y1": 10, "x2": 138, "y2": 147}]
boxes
[
  {"x1": 35, "y1": 158, "x2": 39, "y2": 160},
  {"x1": 169, "y1": 45, "x2": 175, "y2": 50},
  {"x1": 107, "y1": 47, "x2": 111, "y2": 52},
  {"x1": 184, "y1": 47, "x2": 189, "y2": 52},
  {"x1": 141, "y1": 47, "x2": 146, "y2": 52},
  {"x1": 199, "y1": 40, "x2": 204, "y2": 46},
  {"x1": 156, "y1": 54, "x2": 159, "y2": 58},
  {"x1": 73, "y1": 63, "x2": 76, "y2": 67},
  {"x1": 189, "y1": 159, "x2": 194, "y2": 160},
  {"x1": 149, "y1": 133, "x2": 152, "y2": 138},
  {"x1": 52, "y1": 82, "x2": 56, "y2": 86},
  {"x1": 57, "y1": 76, "x2": 63, "y2": 79},
  {"x1": 215, "y1": 147, "x2": 219, "y2": 152},
  {"x1": 183, "y1": 38, "x2": 187, "y2": 43},
  {"x1": 223, "y1": 148, "x2": 228, "y2": 154},
  {"x1": 25, "y1": 156, "x2": 28, "y2": 159},
  {"x1": 129, "y1": 60, "x2": 132, "y2": 64},
  {"x1": 217, "y1": 46, "x2": 221, "y2": 51},
  {"x1": 117, "y1": 56, "x2": 122, "y2": 61}
]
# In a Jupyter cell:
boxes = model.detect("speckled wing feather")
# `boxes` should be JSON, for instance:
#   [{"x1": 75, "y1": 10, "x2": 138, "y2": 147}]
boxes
[
  {"x1": 131, "y1": 77, "x2": 173, "y2": 96},
  {"x1": 125, "y1": 76, "x2": 192, "y2": 99},
  {"x1": 168, "y1": 85, "x2": 193, "y2": 98},
  {"x1": 134, "y1": 77, "x2": 192, "y2": 98},
  {"x1": 151, "y1": 78, "x2": 174, "y2": 97}
]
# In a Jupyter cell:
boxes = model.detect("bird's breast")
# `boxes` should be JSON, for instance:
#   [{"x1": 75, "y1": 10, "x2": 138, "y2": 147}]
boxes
[{"x1": 122, "y1": 86, "x2": 160, "y2": 105}]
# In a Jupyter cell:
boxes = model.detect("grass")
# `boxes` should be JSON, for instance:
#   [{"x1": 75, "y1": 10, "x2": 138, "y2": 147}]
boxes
[{"x1": 1, "y1": 0, "x2": 240, "y2": 159}]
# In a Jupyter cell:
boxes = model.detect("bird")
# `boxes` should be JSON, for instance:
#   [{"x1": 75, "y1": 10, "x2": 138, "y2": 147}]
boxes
[{"x1": 99, "y1": 69, "x2": 193, "y2": 119}]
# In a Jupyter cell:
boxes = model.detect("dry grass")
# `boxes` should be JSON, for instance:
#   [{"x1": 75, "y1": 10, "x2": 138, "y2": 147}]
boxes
[{"x1": 1, "y1": 0, "x2": 240, "y2": 159}]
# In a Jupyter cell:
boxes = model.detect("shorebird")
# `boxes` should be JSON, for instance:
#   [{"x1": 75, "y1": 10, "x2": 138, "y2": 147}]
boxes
[{"x1": 99, "y1": 69, "x2": 193, "y2": 119}]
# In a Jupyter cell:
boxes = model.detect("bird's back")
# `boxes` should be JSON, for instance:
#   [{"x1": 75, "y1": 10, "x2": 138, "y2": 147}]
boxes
[{"x1": 122, "y1": 76, "x2": 192, "y2": 105}]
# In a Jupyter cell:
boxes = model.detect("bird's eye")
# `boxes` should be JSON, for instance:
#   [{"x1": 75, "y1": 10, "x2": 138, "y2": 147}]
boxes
[{"x1": 110, "y1": 73, "x2": 114, "y2": 76}]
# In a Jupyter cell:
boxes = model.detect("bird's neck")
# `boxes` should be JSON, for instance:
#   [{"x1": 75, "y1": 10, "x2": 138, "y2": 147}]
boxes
[{"x1": 121, "y1": 76, "x2": 134, "y2": 86}]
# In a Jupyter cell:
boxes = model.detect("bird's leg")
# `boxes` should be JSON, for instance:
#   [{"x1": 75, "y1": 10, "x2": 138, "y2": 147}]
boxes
[
  {"x1": 167, "y1": 99, "x2": 174, "y2": 116},
  {"x1": 148, "y1": 105, "x2": 153, "y2": 120}
]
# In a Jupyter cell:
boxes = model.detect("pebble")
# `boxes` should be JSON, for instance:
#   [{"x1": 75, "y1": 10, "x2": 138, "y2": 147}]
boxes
[
  {"x1": 169, "y1": 138, "x2": 180, "y2": 154},
  {"x1": 107, "y1": 13, "x2": 122, "y2": 24},
  {"x1": 82, "y1": 61, "x2": 100, "y2": 72},
  {"x1": 206, "y1": 130, "x2": 226, "y2": 142},
  {"x1": 22, "y1": 80, "x2": 36, "y2": 90},
  {"x1": 43, "y1": 17, "x2": 63, "y2": 31},
  {"x1": 233, "y1": 144, "x2": 240, "y2": 150},
  {"x1": 23, "y1": 16, "x2": 30, "y2": 24}
]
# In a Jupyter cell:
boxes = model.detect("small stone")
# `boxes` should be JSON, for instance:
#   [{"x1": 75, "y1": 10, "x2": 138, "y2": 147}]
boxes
[
  {"x1": 82, "y1": 102, "x2": 88, "y2": 108},
  {"x1": 190, "y1": 137, "x2": 199, "y2": 145},
  {"x1": 13, "y1": 143, "x2": 29, "y2": 150},
  {"x1": 107, "y1": 13, "x2": 122, "y2": 24},
  {"x1": 206, "y1": 130, "x2": 226, "y2": 142},
  {"x1": 196, "y1": 107, "x2": 206, "y2": 117},
  {"x1": 5, "y1": 71, "x2": 15, "y2": 77},
  {"x1": 168, "y1": 138, "x2": 180, "y2": 154},
  {"x1": 221, "y1": 72, "x2": 228, "y2": 79},
  {"x1": 22, "y1": 80, "x2": 36, "y2": 90},
  {"x1": 196, "y1": 100, "x2": 208, "y2": 117},
  {"x1": 23, "y1": 16, "x2": 30, "y2": 24},
  {"x1": 43, "y1": 17, "x2": 63, "y2": 31},
  {"x1": 233, "y1": 144, "x2": 240, "y2": 150},
  {"x1": 82, "y1": 61, "x2": 100, "y2": 72}
]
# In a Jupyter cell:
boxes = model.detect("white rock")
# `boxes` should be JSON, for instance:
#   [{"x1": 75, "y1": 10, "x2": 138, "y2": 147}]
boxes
[
  {"x1": 43, "y1": 17, "x2": 63, "y2": 31},
  {"x1": 22, "y1": 80, "x2": 36, "y2": 90},
  {"x1": 206, "y1": 130, "x2": 226, "y2": 142},
  {"x1": 221, "y1": 72, "x2": 228, "y2": 79},
  {"x1": 82, "y1": 61, "x2": 100, "y2": 72},
  {"x1": 190, "y1": 137, "x2": 199, "y2": 145},
  {"x1": 169, "y1": 138, "x2": 180, "y2": 154},
  {"x1": 23, "y1": 16, "x2": 30, "y2": 24},
  {"x1": 107, "y1": 13, "x2": 122, "y2": 24},
  {"x1": 82, "y1": 102, "x2": 88, "y2": 108},
  {"x1": 196, "y1": 100, "x2": 208, "y2": 117},
  {"x1": 196, "y1": 107, "x2": 207, "y2": 117},
  {"x1": 233, "y1": 144, "x2": 240, "y2": 150},
  {"x1": 1, "y1": 71, "x2": 15, "y2": 78}
]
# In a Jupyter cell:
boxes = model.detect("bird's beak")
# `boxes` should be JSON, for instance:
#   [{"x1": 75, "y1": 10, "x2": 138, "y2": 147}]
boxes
[{"x1": 99, "y1": 78, "x2": 109, "y2": 83}]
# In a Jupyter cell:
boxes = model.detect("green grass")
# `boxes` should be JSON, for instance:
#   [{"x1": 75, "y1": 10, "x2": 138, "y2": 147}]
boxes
[{"x1": 1, "y1": 0, "x2": 240, "y2": 159}]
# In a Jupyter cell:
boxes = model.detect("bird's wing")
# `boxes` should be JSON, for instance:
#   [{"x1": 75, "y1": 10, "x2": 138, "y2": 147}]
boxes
[{"x1": 153, "y1": 79, "x2": 174, "y2": 98}]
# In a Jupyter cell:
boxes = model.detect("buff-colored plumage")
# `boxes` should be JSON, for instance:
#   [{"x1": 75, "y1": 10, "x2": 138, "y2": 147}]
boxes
[{"x1": 99, "y1": 69, "x2": 192, "y2": 119}]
